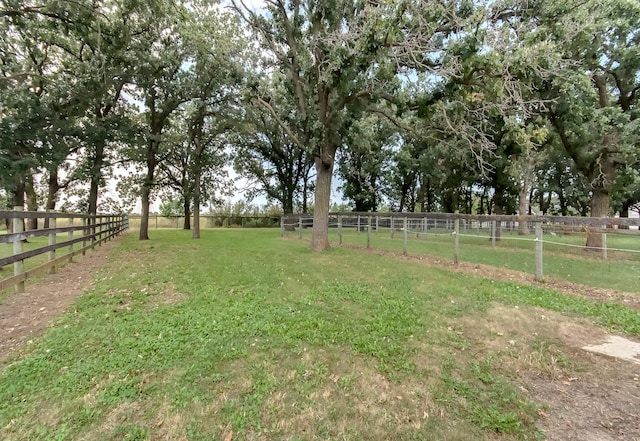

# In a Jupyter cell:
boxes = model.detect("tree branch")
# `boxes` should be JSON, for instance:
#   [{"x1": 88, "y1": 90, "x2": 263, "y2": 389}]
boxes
[{"x1": 253, "y1": 96, "x2": 305, "y2": 150}]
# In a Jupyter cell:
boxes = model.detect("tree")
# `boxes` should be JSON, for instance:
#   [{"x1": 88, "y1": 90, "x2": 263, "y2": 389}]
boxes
[
  {"x1": 611, "y1": 167, "x2": 640, "y2": 225},
  {"x1": 131, "y1": 1, "x2": 245, "y2": 240},
  {"x1": 234, "y1": 0, "x2": 478, "y2": 251},
  {"x1": 234, "y1": 80, "x2": 314, "y2": 215},
  {"x1": 338, "y1": 115, "x2": 395, "y2": 212},
  {"x1": 518, "y1": 0, "x2": 640, "y2": 247},
  {"x1": 159, "y1": 195, "x2": 184, "y2": 218},
  {"x1": 0, "y1": 0, "x2": 154, "y2": 219}
]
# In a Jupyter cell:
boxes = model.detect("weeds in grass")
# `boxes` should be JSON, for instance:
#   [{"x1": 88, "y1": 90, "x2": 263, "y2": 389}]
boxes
[
  {"x1": 437, "y1": 356, "x2": 543, "y2": 440},
  {"x1": 1, "y1": 230, "x2": 639, "y2": 440}
]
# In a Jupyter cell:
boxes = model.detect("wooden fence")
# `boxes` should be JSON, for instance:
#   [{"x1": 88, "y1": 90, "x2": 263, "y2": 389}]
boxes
[
  {"x1": 0, "y1": 208, "x2": 128, "y2": 293},
  {"x1": 282, "y1": 212, "x2": 640, "y2": 281}
]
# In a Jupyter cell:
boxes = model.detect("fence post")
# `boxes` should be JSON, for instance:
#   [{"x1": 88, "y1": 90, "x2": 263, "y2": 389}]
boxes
[
  {"x1": 391, "y1": 217, "x2": 395, "y2": 239},
  {"x1": 357, "y1": 215, "x2": 361, "y2": 234},
  {"x1": 375, "y1": 216, "x2": 379, "y2": 234},
  {"x1": 90, "y1": 215, "x2": 96, "y2": 248},
  {"x1": 535, "y1": 222, "x2": 543, "y2": 281},
  {"x1": 491, "y1": 220, "x2": 497, "y2": 249},
  {"x1": 94, "y1": 215, "x2": 99, "y2": 246},
  {"x1": 68, "y1": 216, "x2": 74, "y2": 262},
  {"x1": 48, "y1": 212, "x2": 56, "y2": 274},
  {"x1": 454, "y1": 211, "x2": 460, "y2": 265},
  {"x1": 82, "y1": 217, "x2": 87, "y2": 256},
  {"x1": 13, "y1": 206, "x2": 25, "y2": 293},
  {"x1": 298, "y1": 216, "x2": 303, "y2": 240},
  {"x1": 367, "y1": 215, "x2": 371, "y2": 249},
  {"x1": 338, "y1": 215, "x2": 343, "y2": 245},
  {"x1": 98, "y1": 215, "x2": 104, "y2": 246},
  {"x1": 403, "y1": 217, "x2": 408, "y2": 255},
  {"x1": 601, "y1": 223, "x2": 607, "y2": 260},
  {"x1": 280, "y1": 216, "x2": 284, "y2": 237}
]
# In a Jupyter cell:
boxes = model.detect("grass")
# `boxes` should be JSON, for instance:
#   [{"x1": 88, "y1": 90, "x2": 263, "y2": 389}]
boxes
[
  {"x1": 1, "y1": 229, "x2": 639, "y2": 440},
  {"x1": 297, "y1": 227, "x2": 640, "y2": 293}
]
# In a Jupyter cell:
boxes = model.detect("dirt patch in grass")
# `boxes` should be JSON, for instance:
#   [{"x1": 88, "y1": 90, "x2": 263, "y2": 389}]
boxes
[
  {"x1": 342, "y1": 244, "x2": 640, "y2": 310},
  {"x1": 0, "y1": 238, "x2": 125, "y2": 368},
  {"x1": 146, "y1": 284, "x2": 189, "y2": 310},
  {"x1": 217, "y1": 349, "x2": 484, "y2": 440},
  {"x1": 455, "y1": 305, "x2": 640, "y2": 441}
]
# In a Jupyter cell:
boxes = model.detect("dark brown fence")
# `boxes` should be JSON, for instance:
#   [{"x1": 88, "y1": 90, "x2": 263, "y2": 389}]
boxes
[{"x1": 0, "y1": 209, "x2": 128, "y2": 293}]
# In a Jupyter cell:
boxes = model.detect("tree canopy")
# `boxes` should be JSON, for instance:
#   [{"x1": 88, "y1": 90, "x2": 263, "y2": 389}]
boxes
[{"x1": 1, "y1": 0, "x2": 638, "y2": 247}]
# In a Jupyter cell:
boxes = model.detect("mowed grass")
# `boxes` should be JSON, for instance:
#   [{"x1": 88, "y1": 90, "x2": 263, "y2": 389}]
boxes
[{"x1": 1, "y1": 229, "x2": 639, "y2": 441}]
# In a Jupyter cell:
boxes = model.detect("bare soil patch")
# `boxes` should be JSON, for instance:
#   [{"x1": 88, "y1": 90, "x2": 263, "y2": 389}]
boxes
[
  {"x1": 0, "y1": 238, "x2": 124, "y2": 368},
  {"x1": 528, "y1": 337, "x2": 640, "y2": 441},
  {"x1": 453, "y1": 305, "x2": 640, "y2": 440}
]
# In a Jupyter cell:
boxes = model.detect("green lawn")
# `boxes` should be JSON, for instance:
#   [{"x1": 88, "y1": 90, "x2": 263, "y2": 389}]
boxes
[
  {"x1": 294, "y1": 227, "x2": 640, "y2": 293},
  {"x1": 1, "y1": 229, "x2": 639, "y2": 440}
]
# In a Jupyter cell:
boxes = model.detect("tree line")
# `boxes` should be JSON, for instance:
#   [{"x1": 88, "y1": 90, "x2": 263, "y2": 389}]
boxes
[{"x1": 1, "y1": 0, "x2": 638, "y2": 250}]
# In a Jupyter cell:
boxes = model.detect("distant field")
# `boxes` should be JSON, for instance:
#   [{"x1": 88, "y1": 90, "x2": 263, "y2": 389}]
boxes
[{"x1": 1, "y1": 229, "x2": 639, "y2": 440}]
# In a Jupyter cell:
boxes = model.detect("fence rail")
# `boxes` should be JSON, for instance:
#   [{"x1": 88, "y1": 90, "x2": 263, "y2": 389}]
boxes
[
  {"x1": 282, "y1": 212, "x2": 640, "y2": 283},
  {"x1": 0, "y1": 208, "x2": 128, "y2": 293}
]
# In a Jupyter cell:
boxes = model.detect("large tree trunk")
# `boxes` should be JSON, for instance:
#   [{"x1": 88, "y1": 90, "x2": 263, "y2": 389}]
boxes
[
  {"x1": 183, "y1": 198, "x2": 191, "y2": 230},
  {"x1": 517, "y1": 181, "x2": 530, "y2": 235},
  {"x1": 585, "y1": 159, "x2": 615, "y2": 250},
  {"x1": 302, "y1": 169, "x2": 310, "y2": 214},
  {"x1": 399, "y1": 186, "x2": 408, "y2": 212},
  {"x1": 25, "y1": 172, "x2": 38, "y2": 230},
  {"x1": 44, "y1": 169, "x2": 60, "y2": 228},
  {"x1": 88, "y1": 142, "x2": 105, "y2": 216},
  {"x1": 12, "y1": 174, "x2": 26, "y2": 208},
  {"x1": 192, "y1": 170, "x2": 201, "y2": 239},
  {"x1": 8, "y1": 174, "x2": 26, "y2": 234},
  {"x1": 585, "y1": 187, "x2": 610, "y2": 250},
  {"x1": 282, "y1": 194, "x2": 296, "y2": 232},
  {"x1": 192, "y1": 134, "x2": 205, "y2": 239},
  {"x1": 619, "y1": 200, "x2": 631, "y2": 229},
  {"x1": 282, "y1": 195, "x2": 294, "y2": 215},
  {"x1": 493, "y1": 203, "x2": 504, "y2": 241},
  {"x1": 140, "y1": 186, "x2": 151, "y2": 240},
  {"x1": 139, "y1": 141, "x2": 158, "y2": 241},
  {"x1": 310, "y1": 155, "x2": 334, "y2": 251}
]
